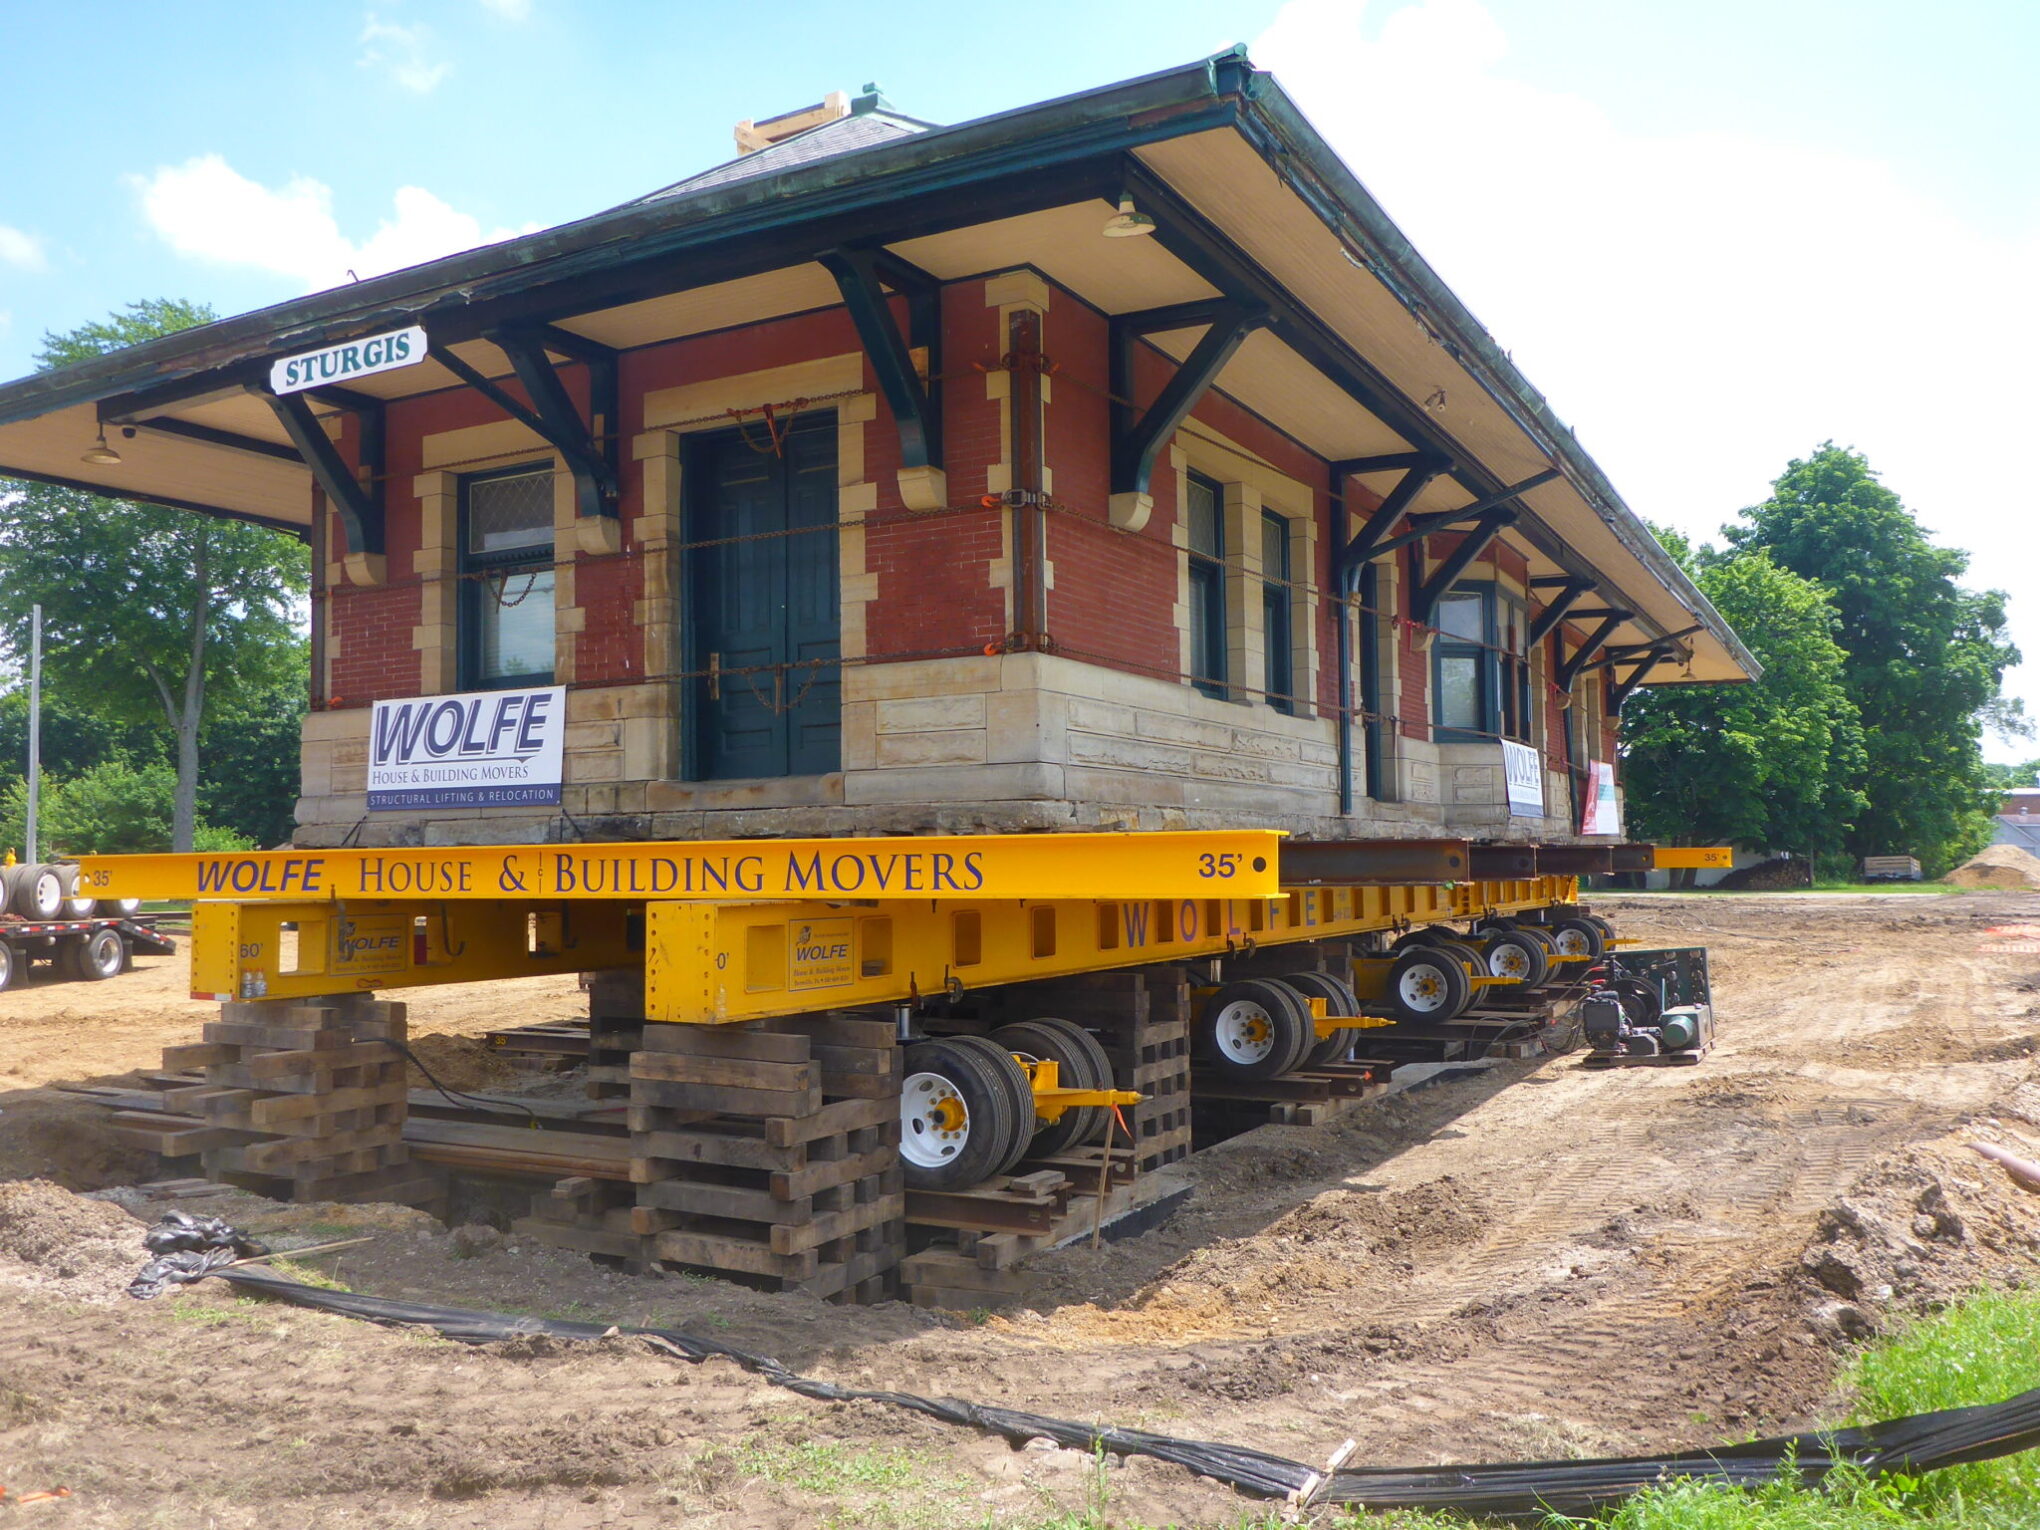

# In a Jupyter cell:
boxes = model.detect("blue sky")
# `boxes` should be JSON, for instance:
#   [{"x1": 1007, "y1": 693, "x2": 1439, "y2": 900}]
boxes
[{"x1": 3, "y1": 0, "x2": 2037, "y2": 757}]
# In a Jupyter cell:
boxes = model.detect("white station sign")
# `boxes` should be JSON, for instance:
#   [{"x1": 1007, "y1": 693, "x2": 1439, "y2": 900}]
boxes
[{"x1": 270, "y1": 325, "x2": 428, "y2": 395}]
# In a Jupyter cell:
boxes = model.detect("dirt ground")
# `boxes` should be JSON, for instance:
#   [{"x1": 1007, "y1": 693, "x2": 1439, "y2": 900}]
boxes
[{"x1": 5, "y1": 892, "x2": 2040, "y2": 1527}]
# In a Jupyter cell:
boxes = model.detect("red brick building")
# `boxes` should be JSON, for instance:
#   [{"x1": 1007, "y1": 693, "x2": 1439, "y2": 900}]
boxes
[{"x1": 0, "y1": 59, "x2": 1755, "y2": 851}]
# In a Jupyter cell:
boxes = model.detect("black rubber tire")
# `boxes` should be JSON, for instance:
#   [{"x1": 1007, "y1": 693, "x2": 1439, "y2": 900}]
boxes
[
  {"x1": 0, "y1": 939, "x2": 14, "y2": 991},
  {"x1": 1550, "y1": 917, "x2": 1608, "y2": 962},
  {"x1": 1481, "y1": 928, "x2": 1551, "y2": 988},
  {"x1": 1282, "y1": 971, "x2": 1363, "y2": 1067},
  {"x1": 991, "y1": 1017, "x2": 1112, "y2": 1156},
  {"x1": 1386, "y1": 945, "x2": 1472, "y2": 1022},
  {"x1": 1197, "y1": 977, "x2": 1315, "y2": 1081},
  {"x1": 73, "y1": 927, "x2": 125, "y2": 982},
  {"x1": 1391, "y1": 926, "x2": 1451, "y2": 952},
  {"x1": 10, "y1": 864, "x2": 65, "y2": 920},
  {"x1": 109, "y1": 898, "x2": 143, "y2": 917},
  {"x1": 900, "y1": 1038, "x2": 1025, "y2": 1191},
  {"x1": 57, "y1": 864, "x2": 94, "y2": 919},
  {"x1": 1584, "y1": 913, "x2": 1616, "y2": 942},
  {"x1": 1512, "y1": 926, "x2": 1571, "y2": 990},
  {"x1": 943, "y1": 1034, "x2": 1038, "y2": 1176}
]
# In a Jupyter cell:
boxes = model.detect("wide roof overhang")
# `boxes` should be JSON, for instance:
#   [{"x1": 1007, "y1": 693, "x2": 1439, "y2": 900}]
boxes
[{"x1": 0, "y1": 51, "x2": 1756, "y2": 685}]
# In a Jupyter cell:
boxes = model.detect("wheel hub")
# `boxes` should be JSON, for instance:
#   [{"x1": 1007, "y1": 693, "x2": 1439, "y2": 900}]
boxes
[
  {"x1": 901, "y1": 1071, "x2": 971, "y2": 1168},
  {"x1": 1214, "y1": 1001, "x2": 1277, "y2": 1063}
]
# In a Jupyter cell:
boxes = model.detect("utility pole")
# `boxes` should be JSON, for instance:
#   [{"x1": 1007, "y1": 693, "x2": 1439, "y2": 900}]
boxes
[{"x1": 25, "y1": 604, "x2": 40, "y2": 862}]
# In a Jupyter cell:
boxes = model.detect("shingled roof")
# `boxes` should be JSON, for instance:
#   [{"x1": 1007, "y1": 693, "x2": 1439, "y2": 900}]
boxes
[{"x1": 640, "y1": 87, "x2": 934, "y2": 201}]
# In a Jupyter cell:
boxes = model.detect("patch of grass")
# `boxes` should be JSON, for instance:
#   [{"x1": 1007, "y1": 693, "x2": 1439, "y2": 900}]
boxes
[
  {"x1": 1810, "y1": 881, "x2": 1965, "y2": 896},
  {"x1": 162, "y1": 1297, "x2": 274, "y2": 1328},
  {"x1": 1843, "y1": 1285, "x2": 2040, "y2": 1512},
  {"x1": 722, "y1": 1438, "x2": 930, "y2": 1494},
  {"x1": 266, "y1": 1256, "x2": 352, "y2": 1291}
]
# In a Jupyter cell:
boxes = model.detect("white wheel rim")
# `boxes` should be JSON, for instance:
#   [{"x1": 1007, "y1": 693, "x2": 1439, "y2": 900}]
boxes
[
  {"x1": 1397, "y1": 962, "x2": 1450, "y2": 1013},
  {"x1": 1213, "y1": 1000, "x2": 1278, "y2": 1063},
  {"x1": 1552, "y1": 928, "x2": 1591, "y2": 958},
  {"x1": 67, "y1": 898, "x2": 96, "y2": 918},
  {"x1": 89, "y1": 936, "x2": 122, "y2": 977},
  {"x1": 29, "y1": 872, "x2": 61, "y2": 917},
  {"x1": 1487, "y1": 944, "x2": 1530, "y2": 980},
  {"x1": 901, "y1": 1071, "x2": 971, "y2": 1168}
]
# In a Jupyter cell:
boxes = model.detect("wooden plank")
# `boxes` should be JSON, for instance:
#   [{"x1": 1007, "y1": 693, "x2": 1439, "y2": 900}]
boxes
[
  {"x1": 630, "y1": 1077, "x2": 822, "y2": 1118},
  {"x1": 810, "y1": 1043, "x2": 900, "y2": 1077},
  {"x1": 629, "y1": 1050, "x2": 817, "y2": 1092},
  {"x1": 512, "y1": 1217, "x2": 644, "y2": 1260},
  {"x1": 817, "y1": 1071, "x2": 899, "y2": 1100},
  {"x1": 160, "y1": 1043, "x2": 239, "y2": 1071},
  {"x1": 763, "y1": 1094, "x2": 893, "y2": 1147},
  {"x1": 411, "y1": 1143, "x2": 631, "y2": 1181},
  {"x1": 202, "y1": 1021, "x2": 351, "y2": 1052},
  {"x1": 106, "y1": 1112, "x2": 242, "y2": 1155},
  {"x1": 628, "y1": 1123, "x2": 794, "y2": 1174},
  {"x1": 638, "y1": 1024, "x2": 811, "y2": 1063},
  {"x1": 651, "y1": 1230, "x2": 817, "y2": 1280},
  {"x1": 767, "y1": 1014, "x2": 898, "y2": 1049},
  {"x1": 770, "y1": 1145, "x2": 894, "y2": 1201},
  {"x1": 250, "y1": 1082, "x2": 408, "y2": 1127},
  {"x1": 905, "y1": 1189, "x2": 1060, "y2": 1234},
  {"x1": 770, "y1": 1192, "x2": 904, "y2": 1255},
  {"x1": 638, "y1": 1179, "x2": 811, "y2": 1224}
]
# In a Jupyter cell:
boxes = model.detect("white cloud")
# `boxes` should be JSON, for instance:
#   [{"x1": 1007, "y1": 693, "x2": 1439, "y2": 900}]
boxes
[
  {"x1": 0, "y1": 224, "x2": 46, "y2": 272},
  {"x1": 477, "y1": 0, "x2": 532, "y2": 18},
  {"x1": 131, "y1": 153, "x2": 530, "y2": 291},
  {"x1": 1256, "y1": 0, "x2": 2040, "y2": 745},
  {"x1": 358, "y1": 13, "x2": 450, "y2": 93}
]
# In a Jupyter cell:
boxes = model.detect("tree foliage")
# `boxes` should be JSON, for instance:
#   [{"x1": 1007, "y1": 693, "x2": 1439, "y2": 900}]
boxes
[
  {"x1": 1, "y1": 759, "x2": 251, "y2": 857},
  {"x1": 1726, "y1": 444, "x2": 2015, "y2": 875},
  {"x1": 1624, "y1": 542, "x2": 1866, "y2": 856},
  {"x1": 1624, "y1": 445, "x2": 2017, "y2": 879},
  {"x1": 0, "y1": 300, "x2": 309, "y2": 851}
]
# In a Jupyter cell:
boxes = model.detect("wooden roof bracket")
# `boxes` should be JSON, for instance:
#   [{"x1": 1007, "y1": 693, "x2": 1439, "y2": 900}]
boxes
[
  {"x1": 1606, "y1": 652, "x2": 1665, "y2": 711},
  {"x1": 489, "y1": 327, "x2": 620, "y2": 527},
  {"x1": 258, "y1": 386, "x2": 386, "y2": 581},
  {"x1": 1527, "y1": 576, "x2": 1593, "y2": 645},
  {"x1": 818, "y1": 245, "x2": 945, "y2": 511},
  {"x1": 1554, "y1": 609, "x2": 1632, "y2": 691},
  {"x1": 1410, "y1": 507, "x2": 1517, "y2": 626},
  {"x1": 1106, "y1": 295, "x2": 1267, "y2": 525}
]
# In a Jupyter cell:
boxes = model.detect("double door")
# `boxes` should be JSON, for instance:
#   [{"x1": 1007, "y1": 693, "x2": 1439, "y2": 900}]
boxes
[{"x1": 688, "y1": 416, "x2": 840, "y2": 780}]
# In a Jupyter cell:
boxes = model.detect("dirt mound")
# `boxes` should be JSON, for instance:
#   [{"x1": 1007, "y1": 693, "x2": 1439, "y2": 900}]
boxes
[
  {"x1": 0, "y1": 1178, "x2": 142, "y2": 1296},
  {"x1": 403, "y1": 1032, "x2": 525, "y2": 1093},
  {"x1": 1797, "y1": 1098, "x2": 2040, "y2": 1337},
  {"x1": 1945, "y1": 843, "x2": 2040, "y2": 889}
]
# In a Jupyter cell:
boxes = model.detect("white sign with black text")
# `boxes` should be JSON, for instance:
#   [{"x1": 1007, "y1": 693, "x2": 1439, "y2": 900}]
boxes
[
  {"x1": 367, "y1": 686, "x2": 566, "y2": 811},
  {"x1": 269, "y1": 325, "x2": 428, "y2": 395},
  {"x1": 1500, "y1": 739, "x2": 1544, "y2": 818}
]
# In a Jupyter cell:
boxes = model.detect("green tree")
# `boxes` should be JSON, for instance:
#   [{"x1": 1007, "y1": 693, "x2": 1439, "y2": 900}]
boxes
[
  {"x1": 1726, "y1": 444, "x2": 2016, "y2": 875},
  {"x1": 0, "y1": 301, "x2": 310, "y2": 851},
  {"x1": 197, "y1": 645, "x2": 310, "y2": 849},
  {"x1": 1624, "y1": 543, "x2": 1867, "y2": 859},
  {"x1": 1, "y1": 759, "x2": 251, "y2": 856}
]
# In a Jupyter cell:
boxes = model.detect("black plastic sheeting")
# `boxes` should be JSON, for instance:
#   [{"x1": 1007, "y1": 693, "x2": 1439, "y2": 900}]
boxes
[
  {"x1": 127, "y1": 1213, "x2": 271, "y2": 1300},
  {"x1": 205, "y1": 1264, "x2": 2040, "y2": 1516}
]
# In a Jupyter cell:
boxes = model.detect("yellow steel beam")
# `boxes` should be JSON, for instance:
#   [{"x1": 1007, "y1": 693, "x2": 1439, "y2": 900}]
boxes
[
  {"x1": 189, "y1": 899, "x2": 638, "y2": 1002},
  {"x1": 642, "y1": 876, "x2": 1579, "y2": 1024},
  {"x1": 1652, "y1": 846, "x2": 1733, "y2": 870},
  {"x1": 79, "y1": 831, "x2": 1284, "y2": 905},
  {"x1": 175, "y1": 869, "x2": 1582, "y2": 1010}
]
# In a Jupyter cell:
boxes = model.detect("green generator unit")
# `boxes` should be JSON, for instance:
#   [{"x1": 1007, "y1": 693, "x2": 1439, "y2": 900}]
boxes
[{"x1": 1580, "y1": 946, "x2": 1713, "y2": 1066}]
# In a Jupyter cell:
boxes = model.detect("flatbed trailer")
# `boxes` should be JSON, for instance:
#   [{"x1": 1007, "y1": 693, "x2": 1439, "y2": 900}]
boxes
[
  {"x1": 0, "y1": 912, "x2": 177, "y2": 989},
  {"x1": 72, "y1": 831, "x2": 1723, "y2": 1303}
]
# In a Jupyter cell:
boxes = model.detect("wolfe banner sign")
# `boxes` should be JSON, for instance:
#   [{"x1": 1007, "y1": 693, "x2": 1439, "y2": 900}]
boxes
[{"x1": 367, "y1": 686, "x2": 566, "y2": 810}]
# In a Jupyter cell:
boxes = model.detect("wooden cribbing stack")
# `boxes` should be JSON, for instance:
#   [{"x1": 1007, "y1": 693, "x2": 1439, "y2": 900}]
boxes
[
  {"x1": 619, "y1": 1010, "x2": 905, "y2": 1303},
  {"x1": 114, "y1": 996, "x2": 436, "y2": 1206}
]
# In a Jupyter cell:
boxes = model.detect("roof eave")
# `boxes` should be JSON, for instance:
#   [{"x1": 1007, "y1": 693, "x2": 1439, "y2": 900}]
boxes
[
  {"x1": 1232, "y1": 77, "x2": 1762, "y2": 684},
  {"x1": 0, "y1": 55, "x2": 1237, "y2": 431}
]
